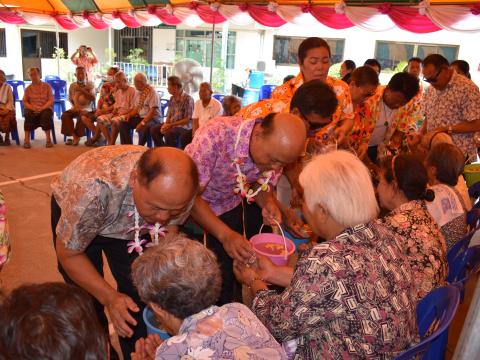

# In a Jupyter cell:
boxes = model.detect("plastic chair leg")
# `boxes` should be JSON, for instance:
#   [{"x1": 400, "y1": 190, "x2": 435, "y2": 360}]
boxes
[
  {"x1": 11, "y1": 124, "x2": 20, "y2": 145},
  {"x1": 50, "y1": 118, "x2": 57, "y2": 144}
]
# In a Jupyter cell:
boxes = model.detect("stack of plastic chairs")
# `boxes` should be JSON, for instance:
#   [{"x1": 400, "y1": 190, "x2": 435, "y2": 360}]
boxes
[
  {"x1": 259, "y1": 84, "x2": 277, "y2": 100},
  {"x1": 212, "y1": 94, "x2": 225, "y2": 104},
  {"x1": 46, "y1": 79, "x2": 67, "y2": 120},
  {"x1": 44, "y1": 75, "x2": 60, "y2": 82}
]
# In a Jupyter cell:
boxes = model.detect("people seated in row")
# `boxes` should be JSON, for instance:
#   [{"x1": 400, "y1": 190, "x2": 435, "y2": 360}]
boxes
[
  {"x1": 96, "y1": 71, "x2": 136, "y2": 145},
  {"x1": 0, "y1": 69, "x2": 16, "y2": 146},
  {"x1": 235, "y1": 151, "x2": 418, "y2": 359},
  {"x1": 131, "y1": 235, "x2": 287, "y2": 359},
  {"x1": 61, "y1": 66, "x2": 96, "y2": 146},
  {"x1": 23, "y1": 67, "x2": 54, "y2": 149},
  {"x1": 119, "y1": 72, "x2": 161, "y2": 146},
  {"x1": 151, "y1": 75, "x2": 194, "y2": 149}
]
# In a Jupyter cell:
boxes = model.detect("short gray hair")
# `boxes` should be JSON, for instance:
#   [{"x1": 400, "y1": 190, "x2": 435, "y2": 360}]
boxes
[
  {"x1": 131, "y1": 234, "x2": 221, "y2": 320},
  {"x1": 134, "y1": 72, "x2": 148, "y2": 84},
  {"x1": 299, "y1": 150, "x2": 379, "y2": 227}
]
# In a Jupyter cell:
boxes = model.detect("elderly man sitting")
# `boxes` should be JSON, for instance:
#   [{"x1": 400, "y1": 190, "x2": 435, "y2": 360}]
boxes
[
  {"x1": 185, "y1": 112, "x2": 307, "y2": 305},
  {"x1": 96, "y1": 71, "x2": 136, "y2": 145},
  {"x1": 61, "y1": 66, "x2": 96, "y2": 146},
  {"x1": 118, "y1": 73, "x2": 161, "y2": 146},
  {"x1": 131, "y1": 235, "x2": 287, "y2": 359},
  {"x1": 150, "y1": 76, "x2": 193, "y2": 149}
]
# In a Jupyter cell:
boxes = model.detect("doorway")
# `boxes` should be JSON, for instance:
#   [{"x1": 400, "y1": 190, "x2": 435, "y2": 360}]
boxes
[{"x1": 21, "y1": 30, "x2": 41, "y2": 80}]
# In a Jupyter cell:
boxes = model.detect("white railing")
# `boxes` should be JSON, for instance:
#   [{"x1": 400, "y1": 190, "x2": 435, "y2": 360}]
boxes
[{"x1": 113, "y1": 62, "x2": 174, "y2": 88}]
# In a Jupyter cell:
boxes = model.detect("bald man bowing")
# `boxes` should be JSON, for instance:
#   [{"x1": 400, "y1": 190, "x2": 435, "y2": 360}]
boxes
[
  {"x1": 51, "y1": 146, "x2": 248, "y2": 359},
  {"x1": 185, "y1": 112, "x2": 307, "y2": 305}
]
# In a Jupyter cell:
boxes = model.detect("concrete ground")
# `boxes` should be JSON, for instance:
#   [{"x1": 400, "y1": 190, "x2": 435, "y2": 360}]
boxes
[{"x1": 0, "y1": 118, "x2": 478, "y2": 359}]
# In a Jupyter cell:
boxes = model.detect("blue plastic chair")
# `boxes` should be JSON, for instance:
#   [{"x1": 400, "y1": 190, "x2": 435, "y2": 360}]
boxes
[
  {"x1": 10, "y1": 122, "x2": 21, "y2": 145},
  {"x1": 212, "y1": 94, "x2": 225, "y2": 104},
  {"x1": 160, "y1": 99, "x2": 169, "y2": 121},
  {"x1": 446, "y1": 231, "x2": 474, "y2": 267},
  {"x1": 46, "y1": 80, "x2": 67, "y2": 120},
  {"x1": 447, "y1": 245, "x2": 480, "y2": 301},
  {"x1": 156, "y1": 90, "x2": 164, "y2": 99},
  {"x1": 29, "y1": 116, "x2": 57, "y2": 144},
  {"x1": 394, "y1": 284, "x2": 460, "y2": 360},
  {"x1": 7, "y1": 80, "x2": 25, "y2": 116},
  {"x1": 44, "y1": 75, "x2": 60, "y2": 82},
  {"x1": 466, "y1": 207, "x2": 480, "y2": 231},
  {"x1": 468, "y1": 181, "x2": 480, "y2": 199},
  {"x1": 259, "y1": 84, "x2": 277, "y2": 100}
]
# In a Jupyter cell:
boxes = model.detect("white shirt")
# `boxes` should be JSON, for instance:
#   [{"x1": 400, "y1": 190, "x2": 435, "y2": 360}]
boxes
[
  {"x1": 193, "y1": 97, "x2": 223, "y2": 128},
  {"x1": 369, "y1": 99, "x2": 395, "y2": 147}
]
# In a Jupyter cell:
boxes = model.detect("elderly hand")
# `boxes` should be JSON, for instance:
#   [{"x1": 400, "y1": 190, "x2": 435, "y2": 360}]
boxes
[
  {"x1": 131, "y1": 338, "x2": 149, "y2": 360},
  {"x1": 136, "y1": 121, "x2": 146, "y2": 132},
  {"x1": 223, "y1": 232, "x2": 254, "y2": 263},
  {"x1": 105, "y1": 291, "x2": 139, "y2": 338},
  {"x1": 283, "y1": 208, "x2": 309, "y2": 239},
  {"x1": 357, "y1": 143, "x2": 368, "y2": 160},
  {"x1": 334, "y1": 125, "x2": 348, "y2": 146},
  {"x1": 161, "y1": 123, "x2": 171, "y2": 134},
  {"x1": 145, "y1": 334, "x2": 163, "y2": 357},
  {"x1": 233, "y1": 259, "x2": 261, "y2": 285},
  {"x1": 262, "y1": 199, "x2": 282, "y2": 227}
]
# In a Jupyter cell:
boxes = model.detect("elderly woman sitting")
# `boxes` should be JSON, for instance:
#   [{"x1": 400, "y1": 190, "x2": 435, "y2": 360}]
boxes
[
  {"x1": 377, "y1": 153, "x2": 448, "y2": 300},
  {"x1": 131, "y1": 235, "x2": 286, "y2": 360},
  {"x1": 425, "y1": 143, "x2": 469, "y2": 251},
  {"x1": 235, "y1": 150, "x2": 418, "y2": 359}
]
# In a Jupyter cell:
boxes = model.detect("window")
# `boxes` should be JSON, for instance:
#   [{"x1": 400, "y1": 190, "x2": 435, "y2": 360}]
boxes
[
  {"x1": 273, "y1": 36, "x2": 345, "y2": 66},
  {"x1": 0, "y1": 28, "x2": 6, "y2": 57},
  {"x1": 175, "y1": 30, "x2": 236, "y2": 69},
  {"x1": 114, "y1": 27, "x2": 153, "y2": 63},
  {"x1": 375, "y1": 41, "x2": 459, "y2": 72}
]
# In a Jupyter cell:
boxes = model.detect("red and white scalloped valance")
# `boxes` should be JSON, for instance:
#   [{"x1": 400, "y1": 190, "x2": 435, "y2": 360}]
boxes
[{"x1": 0, "y1": 1, "x2": 479, "y2": 33}]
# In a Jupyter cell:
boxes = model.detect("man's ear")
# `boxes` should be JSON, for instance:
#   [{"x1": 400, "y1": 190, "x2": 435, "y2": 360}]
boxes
[
  {"x1": 290, "y1": 107, "x2": 300, "y2": 117},
  {"x1": 150, "y1": 302, "x2": 166, "y2": 319},
  {"x1": 129, "y1": 169, "x2": 138, "y2": 188}
]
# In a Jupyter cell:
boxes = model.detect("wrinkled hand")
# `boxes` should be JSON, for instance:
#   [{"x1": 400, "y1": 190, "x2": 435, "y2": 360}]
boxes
[
  {"x1": 262, "y1": 200, "x2": 282, "y2": 227},
  {"x1": 136, "y1": 121, "x2": 146, "y2": 132},
  {"x1": 283, "y1": 208, "x2": 309, "y2": 238},
  {"x1": 131, "y1": 338, "x2": 148, "y2": 360},
  {"x1": 223, "y1": 232, "x2": 254, "y2": 263},
  {"x1": 105, "y1": 292, "x2": 139, "y2": 338},
  {"x1": 252, "y1": 254, "x2": 276, "y2": 282},
  {"x1": 144, "y1": 334, "x2": 163, "y2": 358},
  {"x1": 161, "y1": 123, "x2": 171, "y2": 134},
  {"x1": 233, "y1": 259, "x2": 260, "y2": 285},
  {"x1": 334, "y1": 125, "x2": 348, "y2": 146}
]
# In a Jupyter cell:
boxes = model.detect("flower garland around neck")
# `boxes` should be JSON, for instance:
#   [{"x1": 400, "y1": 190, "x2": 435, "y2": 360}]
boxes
[
  {"x1": 233, "y1": 159, "x2": 273, "y2": 203},
  {"x1": 232, "y1": 120, "x2": 274, "y2": 203},
  {"x1": 126, "y1": 207, "x2": 167, "y2": 255}
]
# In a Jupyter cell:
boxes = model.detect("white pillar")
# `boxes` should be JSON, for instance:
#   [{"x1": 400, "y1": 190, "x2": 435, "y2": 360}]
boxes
[{"x1": 108, "y1": 27, "x2": 112, "y2": 64}]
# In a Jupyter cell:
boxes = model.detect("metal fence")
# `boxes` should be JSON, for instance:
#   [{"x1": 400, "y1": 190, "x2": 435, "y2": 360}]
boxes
[{"x1": 113, "y1": 62, "x2": 174, "y2": 87}]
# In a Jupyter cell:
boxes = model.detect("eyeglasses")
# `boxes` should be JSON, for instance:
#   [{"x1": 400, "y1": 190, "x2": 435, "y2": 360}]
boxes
[{"x1": 423, "y1": 67, "x2": 443, "y2": 84}]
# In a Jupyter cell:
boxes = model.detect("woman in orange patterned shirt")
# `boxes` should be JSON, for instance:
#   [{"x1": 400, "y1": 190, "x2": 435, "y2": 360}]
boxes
[{"x1": 271, "y1": 37, "x2": 354, "y2": 144}]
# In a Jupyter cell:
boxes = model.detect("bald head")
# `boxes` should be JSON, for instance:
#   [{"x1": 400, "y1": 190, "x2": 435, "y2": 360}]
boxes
[
  {"x1": 137, "y1": 147, "x2": 198, "y2": 191},
  {"x1": 133, "y1": 148, "x2": 199, "y2": 225},
  {"x1": 251, "y1": 112, "x2": 307, "y2": 172}
]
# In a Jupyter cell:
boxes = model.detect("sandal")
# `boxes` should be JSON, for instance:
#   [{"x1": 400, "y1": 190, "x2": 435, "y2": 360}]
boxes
[
  {"x1": 65, "y1": 139, "x2": 73, "y2": 145},
  {"x1": 24, "y1": 142, "x2": 31, "y2": 149},
  {"x1": 4, "y1": 139, "x2": 10, "y2": 146},
  {"x1": 46, "y1": 141, "x2": 53, "y2": 148}
]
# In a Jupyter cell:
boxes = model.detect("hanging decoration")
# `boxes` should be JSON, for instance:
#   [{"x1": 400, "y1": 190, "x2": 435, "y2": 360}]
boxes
[{"x1": 0, "y1": 2, "x2": 478, "y2": 33}]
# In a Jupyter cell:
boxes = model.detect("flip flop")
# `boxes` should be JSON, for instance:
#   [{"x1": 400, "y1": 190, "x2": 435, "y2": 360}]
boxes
[
  {"x1": 46, "y1": 141, "x2": 53, "y2": 148},
  {"x1": 24, "y1": 142, "x2": 31, "y2": 149},
  {"x1": 65, "y1": 139, "x2": 73, "y2": 145}
]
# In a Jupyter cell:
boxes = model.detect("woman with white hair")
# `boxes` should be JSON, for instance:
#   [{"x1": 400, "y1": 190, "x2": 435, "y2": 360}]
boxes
[
  {"x1": 131, "y1": 235, "x2": 286, "y2": 360},
  {"x1": 234, "y1": 150, "x2": 417, "y2": 359}
]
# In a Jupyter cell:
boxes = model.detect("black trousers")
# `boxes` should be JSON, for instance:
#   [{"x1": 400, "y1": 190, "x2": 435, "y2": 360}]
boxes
[
  {"x1": 51, "y1": 196, "x2": 146, "y2": 360},
  {"x1": 205, "y1": 201, "x2": 267, "y2": 305}
]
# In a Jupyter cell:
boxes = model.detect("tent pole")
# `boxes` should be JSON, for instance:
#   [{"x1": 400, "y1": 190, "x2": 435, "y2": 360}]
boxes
[
  {"x1": 209, "y1": 22, "x2": 215, "y2": 84},
  {"x1": 55, "y1": 24, "x2": 60, "y2": 77},
  {"x1": 108, "y1": 27, "x2": 112, "y2": 65}
]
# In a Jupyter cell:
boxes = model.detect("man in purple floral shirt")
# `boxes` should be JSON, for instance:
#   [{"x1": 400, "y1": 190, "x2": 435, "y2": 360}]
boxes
[{"x1": 185, "y1": 113, "x2": 307, "y2": 304}]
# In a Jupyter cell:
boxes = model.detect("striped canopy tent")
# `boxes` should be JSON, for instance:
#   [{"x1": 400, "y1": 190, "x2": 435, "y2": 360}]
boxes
[{"x1": 0, "y1": 0, "x2": 479, "y2": 33}]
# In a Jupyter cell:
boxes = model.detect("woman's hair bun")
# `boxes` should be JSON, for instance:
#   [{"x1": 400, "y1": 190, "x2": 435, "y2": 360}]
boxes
[{"x1": 424, "y1": 188, "x2": 435, "y2": 202}]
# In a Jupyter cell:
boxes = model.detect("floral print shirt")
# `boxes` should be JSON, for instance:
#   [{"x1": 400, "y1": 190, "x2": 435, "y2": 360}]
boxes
[
  {"x1": 423, "y1": 71, "x2": 480, "y2": 157},
  {"x1": 185, "y1": 117, "x2": 278, "y2": 216},
  {"x1": 155, "y1": 303, "x2": 287, "y2": 360},
  {"x1": 252, "y1": 222, "x2": 418, "y2": 360},
  {"x1": 349, "y1": 86, "x2": 418, "y2": 151},
  {"x1": 0, "y1": 190, "x2": 11, "y2": 270},
  {"x1": 237, "y1": 98, "x2": 289, "y2": 120},
  {"x1": 271, "y1": 72, "x2": 354, "y2": 128},
  {"x1": 379, "y1": 200, "x2": 448, "y2": 301},
  {"x1": 51, "y1": 146, "x2": 191, "y2": 251}
]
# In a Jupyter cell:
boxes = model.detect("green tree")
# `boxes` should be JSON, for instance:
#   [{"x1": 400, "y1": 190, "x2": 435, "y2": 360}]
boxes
[
  {"x1": 126, "y1": 48, "x2": 148, "y2": 65},
  {"x1": 328, "y1": 62, "x2": 342, "y2": 79}
]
